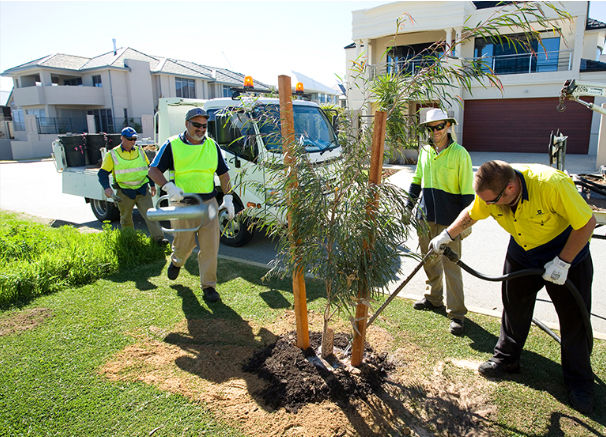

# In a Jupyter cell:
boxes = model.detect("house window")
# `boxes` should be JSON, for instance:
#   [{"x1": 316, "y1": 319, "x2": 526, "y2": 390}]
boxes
[
  {"x1": 89, "y1": 108, "x2": 114, "y2": 133},
  {"x1": 387, "y1": 42, "x2": 444, "y2": 75},
  {"x1": 474, "y1": 35, "x2": 561, "y2": 74},
  {"x1": 176, "y1": 77, "x2": 196, "y2": 98},
  {"x1": 93, "y1": 75, "x2": 102, "y2": 87},
  {"x1": 222, "y1": 85, "x2": 232, "y2": 97},
  {"x1": 64, "y1": 77, "x2": 83, "y2": 86}
]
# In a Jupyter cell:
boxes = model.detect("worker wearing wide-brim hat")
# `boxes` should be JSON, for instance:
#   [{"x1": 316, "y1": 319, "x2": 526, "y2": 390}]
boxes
[{"x1": 406, "y1": 108, "x2": 475, "y2": 335}]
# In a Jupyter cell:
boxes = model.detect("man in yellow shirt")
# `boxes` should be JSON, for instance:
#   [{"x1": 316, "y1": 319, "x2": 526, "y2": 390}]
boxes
[
  {"x1": 430, "y1": 160, "x2": 596, "y2": 415},
  {"x1": 98, "y1": 127, "x2": 167, "y2": 245}
]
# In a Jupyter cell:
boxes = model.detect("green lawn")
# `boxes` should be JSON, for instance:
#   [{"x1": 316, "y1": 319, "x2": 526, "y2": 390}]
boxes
[{"x1": 0, "y1": 214, "x2": 605, "y2": 436}]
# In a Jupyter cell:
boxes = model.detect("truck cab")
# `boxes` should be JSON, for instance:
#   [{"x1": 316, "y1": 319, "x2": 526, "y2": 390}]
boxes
[{"x1": 155, "y1": 95, "x2": 341, "y2": 246}]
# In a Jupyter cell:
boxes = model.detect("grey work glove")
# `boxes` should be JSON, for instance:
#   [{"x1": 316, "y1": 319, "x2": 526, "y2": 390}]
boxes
[
  {"x1": 543, "y1": 256, "x2": 570, "y2": 285},
  {"x1": 429, "y1": 229, "x2": 453, "y2": 254},
  {"x1": 163, "y1": 182, "x2": 184, "y2": 202}
]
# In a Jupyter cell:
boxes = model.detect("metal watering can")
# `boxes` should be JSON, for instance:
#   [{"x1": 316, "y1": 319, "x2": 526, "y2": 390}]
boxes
[{"x1": 147, "y1": 194, "x2": 217, "y2": 233}]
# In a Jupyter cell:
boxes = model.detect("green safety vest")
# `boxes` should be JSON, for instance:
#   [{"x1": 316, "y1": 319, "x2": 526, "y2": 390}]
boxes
[
  {"x1": 110, "y1": 146, "x2": 148, "y2": 190},
  {"x1": 170, "y1": 136, "x2": 218, "y2": 194}
]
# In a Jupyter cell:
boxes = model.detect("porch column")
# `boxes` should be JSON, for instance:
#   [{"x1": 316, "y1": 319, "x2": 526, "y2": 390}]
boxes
[
  {"x1": 571, "y1": 15, "x2": 585, "y2": 74},
  {"x1": 87, "y1": 115, "x2": 96, "y2": 134},
  {"x1": 445, "y1": 28, "x2": 453, "y2": 55},
  {"x1": 454, "y1": 27, "x2": 463, "y2": 58},
  {"x1": 596, "y1": 103, "x2": 606, "y2": 169}
]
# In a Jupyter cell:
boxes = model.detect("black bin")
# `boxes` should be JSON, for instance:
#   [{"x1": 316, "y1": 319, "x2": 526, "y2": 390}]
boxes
[
  {"x1": 85, "y1": 133, "x2": 106, "y2": 166},
  {"x1": 59, "y1": 135, "x2": 86, "y2": 167},
  {"x1": 105, "y1": 134, "x2": 122, "y2": 150}
]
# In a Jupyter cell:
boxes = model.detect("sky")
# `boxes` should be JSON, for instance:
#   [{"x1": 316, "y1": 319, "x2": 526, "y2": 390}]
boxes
[{"x1": 2, "y1": 1, "x2": 606, "y2": 95}]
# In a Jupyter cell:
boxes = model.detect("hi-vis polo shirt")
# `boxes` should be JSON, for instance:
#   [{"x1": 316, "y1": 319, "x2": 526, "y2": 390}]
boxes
[{"x1": 468, "y1": 164, "x2": 594, "y2": 268}]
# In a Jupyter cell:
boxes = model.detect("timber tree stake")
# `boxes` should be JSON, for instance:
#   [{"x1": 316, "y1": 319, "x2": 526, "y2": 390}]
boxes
[
  {"x1": 351, "y1": 111, "x2": 387, "y2": 367},
  {"x1": 278, "y1": 75, "x2": 310, "y2": 350}
]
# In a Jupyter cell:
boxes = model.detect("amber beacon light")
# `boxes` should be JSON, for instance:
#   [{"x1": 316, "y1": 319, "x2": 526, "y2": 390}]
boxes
[
  {"x1": 243, "y1": 76, "x2": 254, "y2": 89},
  {"x1": 295, "y1": 82, "x2": 304, "y2": 94}
]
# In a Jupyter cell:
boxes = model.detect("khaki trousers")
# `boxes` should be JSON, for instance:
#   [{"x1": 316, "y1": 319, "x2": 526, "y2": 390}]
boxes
[
  {"x1": 116, "y1": 188, "x2": 164, "y2": 241},
  {"x1": 170, "y1": 198, "x2": 220, "y2": 289},
  {"x1": 418, "y1": 222, "x2": 467, "y2": 319}
]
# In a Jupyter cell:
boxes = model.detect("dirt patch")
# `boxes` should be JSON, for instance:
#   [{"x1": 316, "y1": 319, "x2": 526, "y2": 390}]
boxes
[
  {"x1": 0, "y1": 307, "x2": 54, "y2": 336},
  {"x1": 101, "y1": 310, "x2": 496, "y2": 436}
]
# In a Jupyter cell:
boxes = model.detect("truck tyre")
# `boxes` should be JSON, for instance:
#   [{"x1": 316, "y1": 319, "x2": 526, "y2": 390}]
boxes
[
  {"x1": 90, "y1": 198, "x2": 120, "y2": 222},
  {"x1": 218, "y1": 195, "x2": 253, "y2": 247}
]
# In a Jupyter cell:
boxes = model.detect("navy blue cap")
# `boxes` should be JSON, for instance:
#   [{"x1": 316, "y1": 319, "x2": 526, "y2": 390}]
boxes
[
  {"x1": 185, "y1": 107, "x2": 209, "y2": 121},
  {"x1": 121, "y1": 127, "x2": 138, "y2": 139}
]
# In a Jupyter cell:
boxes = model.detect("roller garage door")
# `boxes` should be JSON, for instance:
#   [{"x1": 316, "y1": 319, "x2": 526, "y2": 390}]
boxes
[{"x1": 462, "y1": 97, "x2": 594, "y2": 154}]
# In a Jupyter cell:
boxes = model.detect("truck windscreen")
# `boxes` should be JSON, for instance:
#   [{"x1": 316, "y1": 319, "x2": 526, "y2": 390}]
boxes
[{"x1": 252, "y1": 104, "x2": 338, "y2": 153}]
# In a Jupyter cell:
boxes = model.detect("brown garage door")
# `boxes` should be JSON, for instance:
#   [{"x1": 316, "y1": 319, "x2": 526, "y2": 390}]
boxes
[{"x1": 462, "y1": 97, "x2": 594, "y2": 154}]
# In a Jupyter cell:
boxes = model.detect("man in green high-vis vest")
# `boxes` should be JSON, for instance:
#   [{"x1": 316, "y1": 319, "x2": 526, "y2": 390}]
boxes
[
  {"x1": 148, "y1": 108, "x2": 234, "y2": 303},
  {"x1": 98, "y1": 126, "x2": 167, "y2": 246}
]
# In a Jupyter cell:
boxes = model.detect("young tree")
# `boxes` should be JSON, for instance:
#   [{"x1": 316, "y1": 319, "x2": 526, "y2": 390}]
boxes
[{"x1": 233, "y1": 1, "x2": 571, "y2": 362}]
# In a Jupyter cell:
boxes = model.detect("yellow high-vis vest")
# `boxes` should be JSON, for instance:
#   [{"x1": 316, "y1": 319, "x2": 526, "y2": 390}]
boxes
[
  {"x1": 170, "y1": 136, "x2": 218, "y2": 194},
  {"x1": 110, "y1": 146, "x2": 148, "y2": 190}
]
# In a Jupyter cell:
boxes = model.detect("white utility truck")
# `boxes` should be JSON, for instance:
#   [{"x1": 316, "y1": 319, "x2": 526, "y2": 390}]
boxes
[
  {"x1": 53, "y1": 86, "x2": 341, "y2": 247},
  {"x1": 155, "y1": 93, "x2": 341, "y2": 246}
]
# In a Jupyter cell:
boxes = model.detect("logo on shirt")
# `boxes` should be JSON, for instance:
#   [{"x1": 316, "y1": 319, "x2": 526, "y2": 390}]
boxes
[{"x1": 536, "y1": 209, "x2": 545, "y2": 215}]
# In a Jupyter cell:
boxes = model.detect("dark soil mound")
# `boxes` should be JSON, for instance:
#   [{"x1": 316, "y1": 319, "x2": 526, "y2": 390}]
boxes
[{"x1": 243, "y1": 331, "x2": 394, "y2": 413}]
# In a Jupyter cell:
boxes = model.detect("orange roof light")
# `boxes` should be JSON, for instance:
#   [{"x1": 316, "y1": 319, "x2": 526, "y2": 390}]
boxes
[
  {"x1": 295, "y1": 82, "x2": 304, "y2": 94},
  {"x1": 243, "y1": 76, "x2": 254, "y2": 89}
]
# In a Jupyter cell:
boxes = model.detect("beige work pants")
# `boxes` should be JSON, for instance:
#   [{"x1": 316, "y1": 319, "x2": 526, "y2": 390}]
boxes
[
  {"x1": 170, "y1": 198, "x2": 220, "y2": 289},
  {"x1": 116, "y1": 188, "x2": 164, "y2": 241},
  {"x1": 418, "y1": 221, "x2": 467, "y2": 319}
]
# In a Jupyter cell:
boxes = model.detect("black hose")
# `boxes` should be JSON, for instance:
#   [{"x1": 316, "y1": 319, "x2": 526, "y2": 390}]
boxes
[
  {"x1": 574, "y1": 179, "x2": 606, "y2": 197},
  {"x1": 442, "y1": 247, "x2": 593, "y2": 351}
]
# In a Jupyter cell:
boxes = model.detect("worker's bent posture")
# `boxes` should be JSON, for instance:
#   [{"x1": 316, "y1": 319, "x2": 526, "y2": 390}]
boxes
[{"x1": 430, "y1": 160, "x2": 596, "y2": 415}]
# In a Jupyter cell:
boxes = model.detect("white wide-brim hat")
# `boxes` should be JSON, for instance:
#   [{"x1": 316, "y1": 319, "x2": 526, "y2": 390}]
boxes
[{"x1": 421, "y1": 108, "x2": 457, "y2": 126}]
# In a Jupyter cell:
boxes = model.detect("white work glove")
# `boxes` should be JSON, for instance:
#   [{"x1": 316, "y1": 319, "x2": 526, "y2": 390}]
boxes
[
  {"x1": 429, "y1": 229, "x2": 453, "y2": 254},
  {"x1": 543, "y1": 256, "x2": 570, "y2": 285},
  {"x1": 219, "y1": 194, "x2": 235, "y2": 220},
  {"x1": 163, "y1": 182, "x2": 184, "y2": 202}
]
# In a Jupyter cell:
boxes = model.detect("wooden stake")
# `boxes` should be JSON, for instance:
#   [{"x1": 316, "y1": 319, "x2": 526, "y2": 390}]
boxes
[
  {"x1": 350, "y1": 111, "x2": 387, "y2": 367},
  {"x1": 278, "y1": 75, "x2": 310, "y2": 350}
]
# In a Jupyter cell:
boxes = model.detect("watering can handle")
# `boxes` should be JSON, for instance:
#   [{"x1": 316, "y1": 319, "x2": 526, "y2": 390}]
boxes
[{"x1": 155, "y1": 193, "x2": 204, "y2": 209}]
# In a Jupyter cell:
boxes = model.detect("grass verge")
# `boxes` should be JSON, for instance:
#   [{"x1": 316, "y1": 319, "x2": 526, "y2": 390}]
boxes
[{"x1": 0, "y1": 210, "x2": 166, "y2": 307}]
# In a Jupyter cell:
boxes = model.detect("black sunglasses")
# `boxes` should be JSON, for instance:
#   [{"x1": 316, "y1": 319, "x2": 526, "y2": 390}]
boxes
[
  {"x1": 486, "y1": 183, "x2": 509, "y2": 204},
  {"x1": 189, "y1": 121, "x2": 207, "y2": 129},
  {"x1": 426, "y1": 122, "x2": 447, "y2": 132},
  {"x1": 124, "y1": 137, "x2": 137, "y2": 141}
]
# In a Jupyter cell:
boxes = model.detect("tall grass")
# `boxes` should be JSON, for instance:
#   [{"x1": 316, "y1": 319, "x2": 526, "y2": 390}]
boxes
[{"x1": 0, "y1": 211, "x2": 166, "y2": 307}]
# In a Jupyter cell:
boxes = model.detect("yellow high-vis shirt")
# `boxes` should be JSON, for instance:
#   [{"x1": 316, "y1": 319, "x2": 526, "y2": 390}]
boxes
[{"x1": 468, "y1": 164, "x2": 593, "y2": 251}]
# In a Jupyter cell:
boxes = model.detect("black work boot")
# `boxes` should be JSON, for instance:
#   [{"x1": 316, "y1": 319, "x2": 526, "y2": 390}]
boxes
[
  {"x1": 569, "y1": 389, "x2": 593, "y2": 415},
  {"x1": 413, "y1": 297, "x2": 444, "y2": 310},
  {"x1": 167, "y1": 262, "x2": 181, "y2": 280},
  {"x1": 203, "y1": 287, "x2": 220, "y2": 303},
  {"x1": 478, "y1": 359, "x2": 520, "y2": 377}
]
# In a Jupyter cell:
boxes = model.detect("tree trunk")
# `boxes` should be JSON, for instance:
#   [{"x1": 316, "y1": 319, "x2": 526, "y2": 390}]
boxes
[{"x1": 321, "y1": 327, "x2": 334, "y2": 359}]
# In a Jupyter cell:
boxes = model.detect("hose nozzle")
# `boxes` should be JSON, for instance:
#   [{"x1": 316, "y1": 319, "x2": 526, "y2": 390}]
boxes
[{"x1": 442, "y1": 246, "x2": 459, "y2": 263}]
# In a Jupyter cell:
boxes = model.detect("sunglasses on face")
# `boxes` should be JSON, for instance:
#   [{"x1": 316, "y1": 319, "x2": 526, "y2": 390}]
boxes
[
  {"x1": 485, "y1": 183, "x2": 509, "y2": 204},
  {"x1": 189, "y1": 121, "x2": 207, "y2": 129},
  {"x1": 426, "y1": 122, "x2": 447, "y2": 132},
  {"x1": 124, "y1": 137, "x2": 137, "y2": 141}
]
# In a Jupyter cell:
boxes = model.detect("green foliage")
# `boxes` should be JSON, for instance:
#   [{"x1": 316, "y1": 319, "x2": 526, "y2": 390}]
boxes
[{"x1": 0, "y1": 212, "x2": 165, "y2": 307}]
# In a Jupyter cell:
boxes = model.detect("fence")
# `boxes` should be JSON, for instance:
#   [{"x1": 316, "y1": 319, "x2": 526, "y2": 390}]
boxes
[{"x1": 15, "y1": 116, "x2": 143, "y2": 135}]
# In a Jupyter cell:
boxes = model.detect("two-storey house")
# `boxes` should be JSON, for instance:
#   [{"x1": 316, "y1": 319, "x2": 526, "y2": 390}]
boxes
[{"x1": 346, "y1": 1, "x2": 606, "y2": 157}]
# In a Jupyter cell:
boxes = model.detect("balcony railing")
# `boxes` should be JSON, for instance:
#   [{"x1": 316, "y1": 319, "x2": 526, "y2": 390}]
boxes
[
  {"x1": 17, "y1": 117, "x2": 143, "y2": 135},
  {"x1": 368, "y1": 58, "x2": 439, "y2": 79},
  {"x1": 367, "y1": 49, "x2": 573, "y2": 79},
  {"x1": 468, "y1": 49, "x2": 573, "y2": 74}
]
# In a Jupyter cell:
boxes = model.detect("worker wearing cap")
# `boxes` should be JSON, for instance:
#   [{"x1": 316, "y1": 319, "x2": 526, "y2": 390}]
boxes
[
  {"x1": 148, "y1": 108, "x2": 234, "y2": 303},
  {"x1": 98, "y1": 126, "x2": 168, "y2": 246},
  {"x1": 431, "y1": 160, "x2": 596, "y2": 415},
  {"x1": 407, "y1": 109, "x2": 475, "y2": 335}
]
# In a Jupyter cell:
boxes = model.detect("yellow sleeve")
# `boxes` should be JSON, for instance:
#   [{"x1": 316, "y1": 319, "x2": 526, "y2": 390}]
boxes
[
  {"x1": 468, "y1": 195, "x2": 491, "y2": 221},
  {"x1": 100, "y1": 152, "x2": 114, "y2": 173}
]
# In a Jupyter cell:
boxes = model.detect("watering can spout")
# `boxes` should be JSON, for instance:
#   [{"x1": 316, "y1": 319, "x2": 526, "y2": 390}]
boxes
[{"x1": 147, "y1": 194, "x2": 216, "y2": 233}]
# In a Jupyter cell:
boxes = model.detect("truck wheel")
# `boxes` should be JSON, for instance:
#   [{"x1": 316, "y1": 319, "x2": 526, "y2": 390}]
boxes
[
  {"x1": 218, "y1": 196, "x2": 253, "y2": 247},
  {"x1": 90, "y1": 198, "x2": 120, "y2": 222}
]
